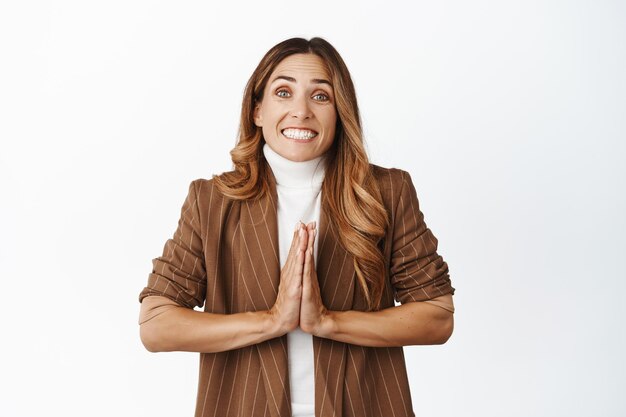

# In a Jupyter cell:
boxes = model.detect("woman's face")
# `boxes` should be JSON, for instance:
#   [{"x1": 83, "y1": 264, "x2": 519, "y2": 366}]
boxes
[{"x1": 254, "y1": 53, "x2": 337, "y2": 162}]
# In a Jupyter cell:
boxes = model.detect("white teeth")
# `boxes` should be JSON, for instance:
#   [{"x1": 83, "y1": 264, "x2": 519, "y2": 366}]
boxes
[{"x1": 282, "y1": 128, "x2": 318, "y2": 140}]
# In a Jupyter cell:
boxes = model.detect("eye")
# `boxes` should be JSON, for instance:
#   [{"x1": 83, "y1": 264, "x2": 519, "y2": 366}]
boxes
[
  {"x1": 313, "y1": 92, "x2": 330, "y2": 102},
  {"x1": 276, "y1": 89, "x2": 291, "y2": 98}
]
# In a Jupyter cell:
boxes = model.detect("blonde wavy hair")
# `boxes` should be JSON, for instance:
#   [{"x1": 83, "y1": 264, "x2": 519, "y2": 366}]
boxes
[{"x1": 214, "y1": 37, "x2": 389, "y2": 311}]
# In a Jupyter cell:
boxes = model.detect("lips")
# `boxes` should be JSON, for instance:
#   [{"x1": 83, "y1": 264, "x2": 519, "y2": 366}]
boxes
[{"x1": 281, "y1": 128, "x2": 318, "y2": 140}]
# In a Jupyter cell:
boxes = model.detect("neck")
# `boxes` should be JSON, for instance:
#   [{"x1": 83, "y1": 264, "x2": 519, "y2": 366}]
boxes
[{"x1": 263, "y1": 143, "x2": 326, "y2": 188}]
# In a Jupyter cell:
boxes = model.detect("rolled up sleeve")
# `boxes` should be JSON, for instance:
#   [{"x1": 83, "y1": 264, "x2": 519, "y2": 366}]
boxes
[
  {"x1": 389, "y1": 171, "x2": 455, "y2": 304},
  {"x1": 138, "y1": 180, "x2": 207, "y2": 309}
]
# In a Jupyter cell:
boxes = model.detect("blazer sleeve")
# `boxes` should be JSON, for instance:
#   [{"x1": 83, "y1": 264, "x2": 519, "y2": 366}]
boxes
[
  {"x1": 389, "y1": 170, "x2": 455, "y2": 304},
  {"x1": 138, "y1": 180, "x2": 207, "y2": 309}
]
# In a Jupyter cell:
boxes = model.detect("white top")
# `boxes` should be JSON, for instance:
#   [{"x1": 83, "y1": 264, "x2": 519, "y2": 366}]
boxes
[{"x1": 263, "y1": 143, "x2": 325, "y2": 417}]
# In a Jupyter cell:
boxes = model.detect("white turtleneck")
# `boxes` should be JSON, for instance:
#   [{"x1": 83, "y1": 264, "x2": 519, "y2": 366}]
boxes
[{"x1": 263, "y1": 143, "x2": 324, "y2": 417}]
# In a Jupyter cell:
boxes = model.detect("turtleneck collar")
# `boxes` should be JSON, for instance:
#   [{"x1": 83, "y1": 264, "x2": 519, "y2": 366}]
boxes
[{"x1": 263, "y1": 143, "x2": 326, "y2": 188}]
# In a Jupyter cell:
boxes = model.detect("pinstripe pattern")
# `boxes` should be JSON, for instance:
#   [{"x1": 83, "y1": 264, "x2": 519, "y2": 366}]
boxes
[{"x1": 139, "y1": 165, "x2": 454, "y2": 417}]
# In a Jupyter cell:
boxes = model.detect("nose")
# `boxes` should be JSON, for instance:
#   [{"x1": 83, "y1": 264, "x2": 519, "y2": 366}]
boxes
[{"x1": 290, "y1": 95, "x2": 312, "y2": 119}]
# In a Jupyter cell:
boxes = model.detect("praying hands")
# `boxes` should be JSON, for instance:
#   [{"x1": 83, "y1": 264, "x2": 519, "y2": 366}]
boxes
[{"x1": 268, "y1": 221, "x2": 329, "y2": 336}]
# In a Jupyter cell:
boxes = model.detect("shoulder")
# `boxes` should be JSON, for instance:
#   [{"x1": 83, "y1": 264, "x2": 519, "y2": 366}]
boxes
[
  {"x1": 186, "y1": 171, "x2": 237, "y2": 207},
  {"x1": 181, "y1": 173, "x2": 243, "y2": 229},
  {"x1": 370, "y1": 164, "x2": 414, "y2": 203}
]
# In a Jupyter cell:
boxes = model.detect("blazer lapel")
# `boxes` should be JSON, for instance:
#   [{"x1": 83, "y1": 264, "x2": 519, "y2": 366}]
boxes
[
  {"x1": 238, "y1": 176, "x2": 292, "y2": 417},
  {"x1": 238, "y1": 182, "x2": 280, "y2": 312},
  {"x1": 312, "y1": 200, "x2": 358, "y2": 417},
  {"x1": 317, "y1": 200, "x2": 356, "y2": 311}
]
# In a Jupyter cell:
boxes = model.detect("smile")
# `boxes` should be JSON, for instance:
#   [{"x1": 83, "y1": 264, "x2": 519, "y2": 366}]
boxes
[{"x1": 281, "y1": 128, "x2": 318, "y2": 140}]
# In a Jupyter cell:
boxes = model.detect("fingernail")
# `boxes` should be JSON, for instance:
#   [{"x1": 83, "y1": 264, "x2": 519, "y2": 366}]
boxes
[{"x1": 295, "y1": 222, "x2": 300, "y2": 232}]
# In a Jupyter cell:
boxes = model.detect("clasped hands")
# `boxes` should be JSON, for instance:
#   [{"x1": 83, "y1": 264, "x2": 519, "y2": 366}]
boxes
[{"x1": 268, "y1": 221, "x2": 329, "y2": 337}]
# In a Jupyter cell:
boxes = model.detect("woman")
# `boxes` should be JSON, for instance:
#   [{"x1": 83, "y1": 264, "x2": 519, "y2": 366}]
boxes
[{"x1": 139, "y1": 37, "x2": 455, "y2": 417}]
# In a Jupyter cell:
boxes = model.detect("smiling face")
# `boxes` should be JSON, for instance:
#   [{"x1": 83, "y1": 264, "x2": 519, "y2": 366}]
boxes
[{"x1": 254, "y1": 53, "x2": 337, "y2": 162}]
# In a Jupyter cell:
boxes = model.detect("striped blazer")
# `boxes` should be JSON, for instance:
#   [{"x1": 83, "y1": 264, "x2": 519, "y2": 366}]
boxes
[{"x1": 139, "y1": 164, "x2": 455, "y2": 417}]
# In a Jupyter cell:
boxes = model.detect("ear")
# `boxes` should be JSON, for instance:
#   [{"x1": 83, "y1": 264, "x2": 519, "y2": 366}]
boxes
[{"x1": 253, "y1": 102, "x2": 263, "y2": 127}]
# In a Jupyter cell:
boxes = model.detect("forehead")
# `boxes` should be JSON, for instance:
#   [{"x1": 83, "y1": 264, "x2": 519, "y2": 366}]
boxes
[{"x1": 269, "y1": 53, "x2": 330, "y2": 81}]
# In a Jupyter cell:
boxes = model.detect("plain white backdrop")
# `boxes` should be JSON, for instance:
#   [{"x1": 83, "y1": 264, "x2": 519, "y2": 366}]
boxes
[{"x1": 1, "y1": 1, "x2": 625, "y2": 416}]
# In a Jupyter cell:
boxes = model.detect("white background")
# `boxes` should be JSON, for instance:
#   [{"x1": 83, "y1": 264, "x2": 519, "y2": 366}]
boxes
[{"x1": 1, "y1": 1, "x2": 625, "y2": 416}]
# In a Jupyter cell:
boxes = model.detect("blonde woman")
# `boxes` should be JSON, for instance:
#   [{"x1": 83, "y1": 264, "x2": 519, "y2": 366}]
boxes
[{"x1": 139, "y1": 37, "x2": 455, "y2": 417}]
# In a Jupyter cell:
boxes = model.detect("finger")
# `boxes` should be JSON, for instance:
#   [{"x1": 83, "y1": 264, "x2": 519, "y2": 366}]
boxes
[
  {"x1": 306, "y1": 223, "x2": 315, "y2": 249},
  {"x1": 294, "y1": 247, "x2": 305, "y2": 280},
  {"x1": 303, "y1": 224, "x2": 316, "y2": 262},
  {"x1": 287, "y1": 224, "x2": 300, "y2": 258},
  {"x1": 297, "y1": 224, "x2": 308, "y2": 253},
  {"x1": 304, "y1": 246, "x2": 319, "y2": 300},
  {"x1": 279, "y1": 243, "x2": 297, "y2": 293},
  {"x1": 307, "y1": 222, "x2": 316, "y2": 247},
  {"x1": 302, "y1": 246, "x2": 311, "y2": 292},
  {"x1": 285, "y1": 222, "x2": 303, "y2": 266},
  {"x1": 308, "y1": 241, "x2": 316, "y2": 270}
]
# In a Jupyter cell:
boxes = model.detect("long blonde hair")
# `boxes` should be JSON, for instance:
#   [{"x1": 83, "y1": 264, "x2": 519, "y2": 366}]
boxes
[{"x1": 214, "y1": 37, "x2": 389, "y2": 311}]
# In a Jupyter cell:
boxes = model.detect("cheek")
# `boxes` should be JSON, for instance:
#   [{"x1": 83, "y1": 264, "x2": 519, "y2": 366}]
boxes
[
  {"x1": 323, "y1": 110, "x2": 337, "y2": 133},
  {"x1": 262, "y1": 126, "x2": 277, "y2": 142},
  {"x1": 261, "y1": 108, "x2": 282, "y2": 132}
]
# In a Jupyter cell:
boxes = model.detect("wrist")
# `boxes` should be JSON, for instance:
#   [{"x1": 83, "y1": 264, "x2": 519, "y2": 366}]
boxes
[
  {"x1": 314, "y1": 310, "x2": 337, "y2": 338},
  {"x1": 262, "y1": 310, "x2": 281, "y2": 338},
  {"x1": 263, "y1": 309, "x2": 290, "y2": 338}
]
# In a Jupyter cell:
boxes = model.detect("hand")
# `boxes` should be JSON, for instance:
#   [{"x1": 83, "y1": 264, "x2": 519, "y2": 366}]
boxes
[
  {"x1": 299, "y1": 221, "x2": 329, "y2": 336},
  {"x1": 268, "y1": 223, "x2": 307, "y2": 334}
]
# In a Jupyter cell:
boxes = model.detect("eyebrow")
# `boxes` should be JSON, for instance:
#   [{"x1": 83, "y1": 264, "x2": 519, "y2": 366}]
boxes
[{"x1": 270, "y1": 75, "x2": 333, "y2": 87}]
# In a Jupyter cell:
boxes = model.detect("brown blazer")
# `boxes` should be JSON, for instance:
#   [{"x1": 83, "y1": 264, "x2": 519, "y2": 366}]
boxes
[{"x1": 139, "y1": 165, "x2": 455, "y2": 417}]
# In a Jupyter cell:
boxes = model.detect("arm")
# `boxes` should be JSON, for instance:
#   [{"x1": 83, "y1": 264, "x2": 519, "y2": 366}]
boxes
[
  {"x1": 315, "y1": 295, "x2": 454, "y2": 347},
  {"x1": 139, "y1": 220, "x2": 309, "y2": 353},
  {"x1": 139, "y1": 295, "x2": 281, "y2": 353},
  {"x1": 299, "y1": 171, "x2": 456, "y2": 347},
  {"x1": 299, "y1": 223, "x2": 455, "y2": 347}
]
